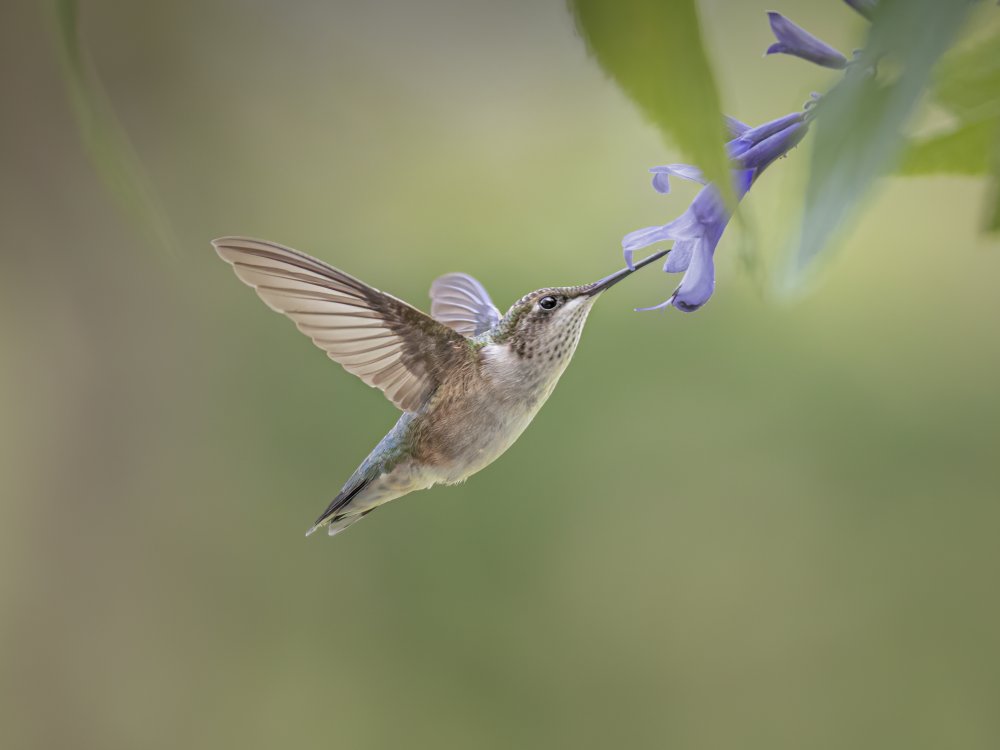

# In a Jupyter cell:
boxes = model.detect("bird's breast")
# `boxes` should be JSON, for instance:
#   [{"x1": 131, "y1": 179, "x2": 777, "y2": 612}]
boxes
[{"x1": 412, "y1": 342, "x2": 574, "y2": 484}]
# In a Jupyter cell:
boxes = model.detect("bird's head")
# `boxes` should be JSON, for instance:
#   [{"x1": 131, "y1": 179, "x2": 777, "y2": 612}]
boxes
[{"x1": 497, "y1": 249, "x2": 669, "y2": 360}]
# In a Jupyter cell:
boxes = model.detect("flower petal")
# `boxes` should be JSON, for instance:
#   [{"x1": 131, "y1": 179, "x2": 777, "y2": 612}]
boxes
[
  {"x1": 622, "y1": 207, "x2": 704, "y2": 257},
  {"x1": 765, "y1": 12, "x2": 847, "y2": 70},
  {"x1": 650, "y1": 171, "x2": 672, "y2": 194},
  {"x1": 669, "y1": 239, "x2": 716, "y2": 312},
  {"x1": 649, "y1": 163, "x2": 706, "y2": 193},
  {"x1": 664, "y1": 239, "x2": 695, "y2": 273},
  {"x1": 735, "y1": 168, "x2": 755, "y2": 197},
  {"x1": 622, "y1": 225, "x2": 674, "y2": 257},
  {"x1": 634, "y1": 299, "x2": 674, "y2": 313},
  {"x1": 649, "y1": 163, "x2": 706, "y2": 182},
  {"x1": 687, "y1": 184, "x2": 729, "y2": 228}
]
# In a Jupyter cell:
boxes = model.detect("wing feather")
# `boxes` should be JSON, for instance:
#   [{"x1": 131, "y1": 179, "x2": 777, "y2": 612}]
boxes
[
  {"x1": 429, "y1": 272, "x2": 501, "y2": 337},
  {"x1": 213, "y1": 237, "x2": 469, "y2": 412}
]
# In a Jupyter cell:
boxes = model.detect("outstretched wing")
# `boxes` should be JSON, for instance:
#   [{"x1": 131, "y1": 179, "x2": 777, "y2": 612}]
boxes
[
  {"x1": 213, "y1": 237, "x2": 469, "y2": 412},
  {"x1": 429, "y1": 273, "x2": 502, "y2": 337}
]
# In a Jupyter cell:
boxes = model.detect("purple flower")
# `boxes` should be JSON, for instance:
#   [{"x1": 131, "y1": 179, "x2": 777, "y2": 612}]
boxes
[
  {"x1": 766, "y1": 12, "x2": 847, "y2": 69},
  {"x1": 623, "y1": 112, "x2": 809, "y2": 313},
  {"x1": 728, "y1": 112, "x2": 809, "y2": 169}
]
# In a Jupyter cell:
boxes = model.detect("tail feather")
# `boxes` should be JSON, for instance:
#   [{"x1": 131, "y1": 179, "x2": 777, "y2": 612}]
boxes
[
  {"x1": 305, "y1": 475, "x2": 375, "y2": 537},
  {"x1": 319, "y1": 509, "x2": 374, "y2": 537}
]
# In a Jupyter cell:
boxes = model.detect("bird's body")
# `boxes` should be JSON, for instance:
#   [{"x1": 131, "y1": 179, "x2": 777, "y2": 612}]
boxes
[
  {"x1": 213, "y1": 237, "x2": 665, "y2": 536},
  {"x1": 318, "y1": 308, "x2": 592, "y2": 535}
]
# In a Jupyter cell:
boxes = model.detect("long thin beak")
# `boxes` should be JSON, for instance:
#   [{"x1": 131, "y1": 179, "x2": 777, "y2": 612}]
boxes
[{"x1": 583, "y1": 248, "x2": 671, "y2": 296}]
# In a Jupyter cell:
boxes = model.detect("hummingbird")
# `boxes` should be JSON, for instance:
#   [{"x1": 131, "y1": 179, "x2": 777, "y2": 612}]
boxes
[{"x1": 212, "y1": 237, "x2": 667, "y2": 537}]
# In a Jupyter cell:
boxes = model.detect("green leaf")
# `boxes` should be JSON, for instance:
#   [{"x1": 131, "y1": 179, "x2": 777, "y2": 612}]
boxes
[
  {"x1": 899, "y1": 117, "x2": 1000, "y2": 176},
  {"x1": 786, "y1": 0, "x2": 973, "y2": 286},
  {"x1": 893, "y1": 24, "x2": 1000, "y2": 231},
  {"x1": 568, "y1": 0, "x2": 731, "y2": 203},
  {"x1": 48, "y1": 0, "x2": 176, "y2": 258},
  {"x1": 933, "y1": 27, "x2": 1000, "y2": 121},
  {"x1": 988, "y1": 142, "x2": 1000, "y2": 231},
  {"x1": 931, "y1": 25, "x2": 1000, "y2": 232}
]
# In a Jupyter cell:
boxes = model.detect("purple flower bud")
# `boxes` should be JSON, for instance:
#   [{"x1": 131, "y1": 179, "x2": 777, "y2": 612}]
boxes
[
  {"x1": 725, "y1": 116, "x2": 751, "y2": 138},
  {"x1": 737, "y1": 121, "x2": 809, "y2": 171},
  {"x1": 728, "y1": 112, "x2": 804, "y2": 160},
  {"x1": 765, "y1": 12, "x2": 848, "y2": 70}
]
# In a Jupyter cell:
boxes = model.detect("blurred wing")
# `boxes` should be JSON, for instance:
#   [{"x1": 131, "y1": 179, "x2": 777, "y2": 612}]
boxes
[
  {"x1": 213, "y1": 237, "x2": 469, "y2": 412},
  {"x1": 429, "y1": 273, "x2": 501, "y2": 337}
]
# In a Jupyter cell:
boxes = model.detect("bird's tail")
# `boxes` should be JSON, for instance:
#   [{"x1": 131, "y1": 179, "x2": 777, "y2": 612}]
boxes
[
  {"x1": 305, "y1": 511, "x2": 371, "y2": 538},
  {"x1": 305, "y1": 475, "x2": 375, "y2": 538}
]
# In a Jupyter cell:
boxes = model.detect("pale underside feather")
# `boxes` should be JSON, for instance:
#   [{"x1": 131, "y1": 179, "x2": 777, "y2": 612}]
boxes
[
  {"x1": 213, "y1": 236, "x2": 467, "y2": 412},
  {"x1": 429, "y1": 273, "x2": 501, "y2": 337}
]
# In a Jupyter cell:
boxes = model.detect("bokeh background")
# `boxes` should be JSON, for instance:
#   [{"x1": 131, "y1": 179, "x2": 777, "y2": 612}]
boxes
[{"x1": 3, "y1": 1, "x2": 999, "y2": 748}]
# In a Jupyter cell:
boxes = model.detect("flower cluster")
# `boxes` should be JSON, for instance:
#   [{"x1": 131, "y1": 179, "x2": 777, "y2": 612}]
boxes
[
  {"x1": 624, "y1": 112, "x2": 809, "y2": 312},
  {"x1": 625, "y1": 1, "x2": 864, "y2": 313}
]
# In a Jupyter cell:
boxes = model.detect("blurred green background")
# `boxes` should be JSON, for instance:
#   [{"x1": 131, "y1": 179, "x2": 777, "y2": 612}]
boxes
[{"x1": 2, "y1": 1, "x2": 999, "y2": 748}]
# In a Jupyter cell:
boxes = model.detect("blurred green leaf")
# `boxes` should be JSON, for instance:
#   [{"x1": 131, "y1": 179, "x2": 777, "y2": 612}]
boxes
[
  {"x1": 915, "y1": 25, "x2": 1000, "y2": 231},
  {"x1": 898, "y1": 26, "x2": 1000, "y2": 177},
  {"x1": 899, "y1": 117, "x2": 1000, "y2": 176},
  {"x1": 568, "y1": 0, "x2": 731, "y2": 204},
  {"x1": 933, "y1": 27, "x2": 1000, "y2": 121},
  {"x1": 48, "y1": 0, "x2": 176, "y2": 257},
  {"x1": 988, "y1": 148, "x2": 1000, "y2": 231},
  {"x1": 786, "y1": 0, "x2": 972, "y2": 286}
]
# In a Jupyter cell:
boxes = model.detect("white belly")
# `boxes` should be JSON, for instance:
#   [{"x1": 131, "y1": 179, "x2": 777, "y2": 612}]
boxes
[{"x1": 432, "y1": 342, "x2": 571, "y2": 483}]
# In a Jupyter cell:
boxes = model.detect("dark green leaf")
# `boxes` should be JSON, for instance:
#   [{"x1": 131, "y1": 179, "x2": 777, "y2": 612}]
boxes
[{"x1": 568, "y1": 0, "x2": 731, "y2": 203}]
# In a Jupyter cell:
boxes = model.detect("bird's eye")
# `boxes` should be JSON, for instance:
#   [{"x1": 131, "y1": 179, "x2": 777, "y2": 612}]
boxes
[{"x1": 538, "y1": 296, "x2": 558, "y2": 310}]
